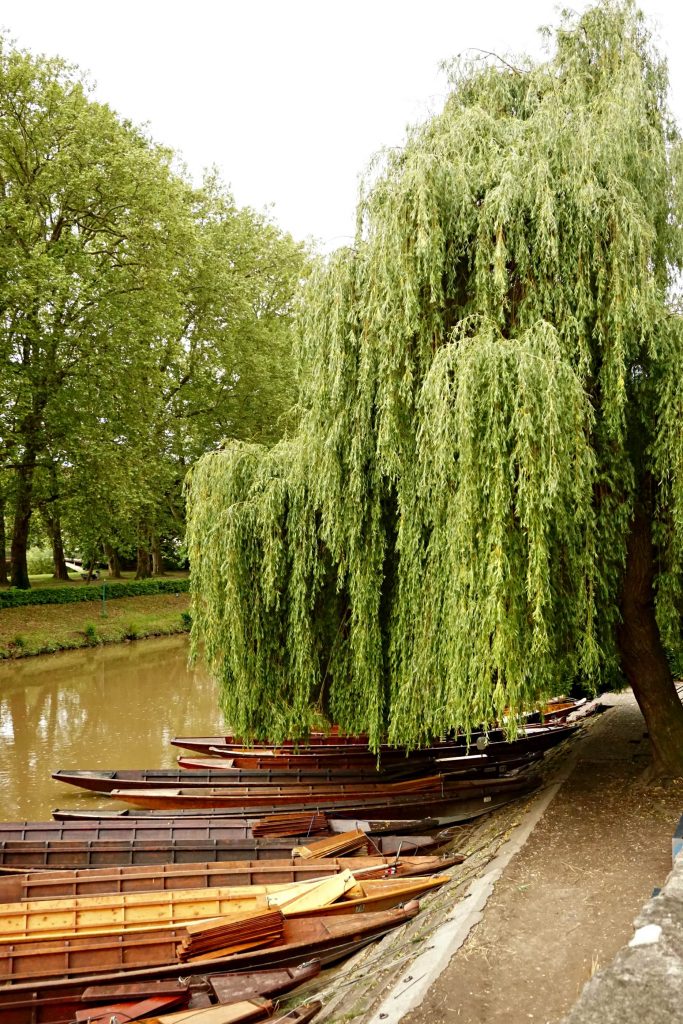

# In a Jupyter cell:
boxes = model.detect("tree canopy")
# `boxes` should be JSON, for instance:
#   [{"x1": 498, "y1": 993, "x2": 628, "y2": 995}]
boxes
[
  {"x1": 0, "y1": 37, "x2": 307, "y2": 587},
  {"x1": 186, "y1": 1, "x2": 683, "y2": 772}
]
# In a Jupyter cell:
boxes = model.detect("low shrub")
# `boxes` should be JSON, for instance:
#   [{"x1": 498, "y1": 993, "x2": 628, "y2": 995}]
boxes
[
  {"x1": 84, "y1": 623, "x2": 99, "y2": 645},
  {"x1": 0, "y1": 577, "x2": 190, "y2": 609}
]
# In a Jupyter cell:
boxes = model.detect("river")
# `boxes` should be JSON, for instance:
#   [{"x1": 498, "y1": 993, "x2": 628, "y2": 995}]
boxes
[{"x1": 0, "y1": 635, "x2": 225, "y2": 821}]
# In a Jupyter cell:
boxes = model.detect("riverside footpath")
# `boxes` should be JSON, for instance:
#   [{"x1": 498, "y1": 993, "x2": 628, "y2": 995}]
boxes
[
  {"x1": 314, "y1": 693, "x2": 683, "y2": 1024},
  {"x1": 395, "y1": 692, "x2": 683, "y2": 1024}
]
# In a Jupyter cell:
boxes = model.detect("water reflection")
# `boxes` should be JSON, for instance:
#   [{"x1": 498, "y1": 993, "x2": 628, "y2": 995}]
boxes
[{"x1": 0, "y1": 636, "x2": 224, "y2": 821}]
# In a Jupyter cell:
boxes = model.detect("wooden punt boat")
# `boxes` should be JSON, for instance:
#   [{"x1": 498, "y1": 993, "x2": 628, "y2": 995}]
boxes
[
  {"x1": 0, "y1": 872, "x2": 367, "y2": 942},
  {"x1": 0, "y1": 831, "x2": 439, "y2": 872},
  {"x1": 0, "y1": 902, "x2": 420, "y2": 985},
  {"x1": 0, "y1": 962, "x2": 321, "y2": 1024},
  {"x1": 210, "y1": 726, "x2": 574, "y2": 764},
  {"x1": 50, "y1": 764, "x2": 427, "y2": 794},
  {"x1": 171, "y1": 734, "x2": 374, "y2": 754},
  {"x1": 0, "y1": 854, "x2": 462, "y2": 902},
  {"x1": 49, "y1": 763, "x2": 508, "y2": 797},
  {"x1": 172, "y1": 721, "x2": 572, "y2": 757},
  {"x1": 0, "y1": 873, "x2": 444, "y2": 945},
  {"x1": 0, "y1": 817, "x2": 434, "y2": 846},
  {"x1": 173, "y1": 752, "x2": 536, "y2": 776},
  {"x1": 108, "y1": 774, "x2": 537, "y2": 813}
]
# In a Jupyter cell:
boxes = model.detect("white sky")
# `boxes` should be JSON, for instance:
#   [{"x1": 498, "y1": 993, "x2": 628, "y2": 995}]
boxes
[{"x1": 2, "y1": 1, "x2": 682, "y2": 251}]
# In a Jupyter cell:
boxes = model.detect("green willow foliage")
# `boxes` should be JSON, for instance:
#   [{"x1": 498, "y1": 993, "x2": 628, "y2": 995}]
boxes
[{"x1": 186, "y1": 1, "x2": 683, "y2": 748}]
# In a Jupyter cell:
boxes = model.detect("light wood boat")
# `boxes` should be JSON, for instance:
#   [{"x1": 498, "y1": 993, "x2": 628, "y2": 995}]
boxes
[
  {"x1": 0, "y1": 854, "x2": 463, "y2": 903},
  {"x1": 0, "y1": 872, "x2": 360, "y2": 943}
]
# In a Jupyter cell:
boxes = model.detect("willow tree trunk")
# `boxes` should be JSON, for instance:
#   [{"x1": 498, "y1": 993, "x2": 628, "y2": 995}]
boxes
[
  {"x1": 104, "y1": 542, "x2": 122, "y2": 579},
  {"x1": 617, "y1": 497, "x2": 683, "y2": 778}
]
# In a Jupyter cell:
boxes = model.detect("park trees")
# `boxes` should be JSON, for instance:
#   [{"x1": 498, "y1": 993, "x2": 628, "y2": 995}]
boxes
[
  {"x1": 186, "y1": 1, "x2": 683, "y2": 776},
  {"x1": 0, "y1": 38, "x2": 307, "y2": 586}
]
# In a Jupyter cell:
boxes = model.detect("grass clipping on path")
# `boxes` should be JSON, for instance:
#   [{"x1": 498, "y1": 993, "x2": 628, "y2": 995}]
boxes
[{"x1": 0, "y1": 592, "x2": 190, "y2": 658}]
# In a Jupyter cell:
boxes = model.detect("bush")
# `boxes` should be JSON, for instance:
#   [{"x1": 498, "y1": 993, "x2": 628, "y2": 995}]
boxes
[
  {"x1": 180, "y1": 610, "x2": 192, "y2": 629},
  {"x1": 0, "y1": 577, "x2": 190, "y2": 609},
  {"x1": 84, "y1": 623, "x2": 99, "y2": 645},
  {"x1": 26, "y1": 546, "x2": 55, "y2": 574}
]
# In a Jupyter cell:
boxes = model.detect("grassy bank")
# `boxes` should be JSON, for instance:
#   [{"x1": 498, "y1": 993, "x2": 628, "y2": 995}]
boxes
[{"x1": 0, "y1": 592, "x2": 191, "y2": 659}]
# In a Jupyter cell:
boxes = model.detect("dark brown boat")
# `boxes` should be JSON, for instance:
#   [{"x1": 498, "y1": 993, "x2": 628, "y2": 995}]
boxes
[
  {"x1": 0, "y1": 961, "x2": 321, "y2": 1024},
  {"x1": 171, "y1": 721, "x2": 573, "y2": 757},
  {"x1": 0, "y1": 854, "x2": 462, "y2": 902},
  {"x1": 108, "y1": 774, "x2": 536, "y2": 813},
  {"x1": 210, "y1": 727, "x2": 574, "y2": 765},
  {"x1": 0, "y1": 830, "x2": 438, "y2": 871},
  {"x1": 170, "y1": 732, "x2": 373, "y2": 754},
  {"x1": 0, "y1": 903, "x2": 419, "y2": 985},
  {"x1": 50, "y1": 764, "x2": 429, "y2": 794},
  {"x1": 50, "y1": 763, "x2": 505, "y2": 796}
]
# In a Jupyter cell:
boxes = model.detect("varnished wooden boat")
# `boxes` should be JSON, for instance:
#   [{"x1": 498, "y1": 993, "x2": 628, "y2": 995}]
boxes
[
  {"x1": 0, "y1": 961, "x2": 321, "y2": 1024},
  {"x1": 0, "y1": 854, "x2": 462, "y2": 902},
  {"x1": 0, "y1": 816, "x2": 447, "y2": 848},
  {"x1": 0, "y1": 831, "x2": 439, "y2": 871},
  {"x1": 0, "y1": 902, "x2": 420, "y2": 984},
  {"x1": 0, "y1": 873, "x2": 444, "y2": 945},
  {"x1": 170, "y1": 733, "x2": 373, "y2": 754},
  {"x1": 0, "y1": 872, "x2": 366, "y2": 942},
  {"x1": 108, "y1": 774, "x2": 537, "y2": 813},
  {"x1": 51, "y1": 772, "x2": 489, "y2": 799},
  {"x1": 50, "y1": 764, "x2": 425, "y2": 794},
  {"x1": 210, "y1": 726, "x2": 574, "y2": 764},
  {"x1": 171, "y1": 721, "x2": 573, "y2": 757}
]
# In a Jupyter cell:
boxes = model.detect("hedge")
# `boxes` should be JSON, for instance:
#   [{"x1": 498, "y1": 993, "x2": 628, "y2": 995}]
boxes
[{"x1": 0, "y1": 577, "x2": 190, "y2": 609}]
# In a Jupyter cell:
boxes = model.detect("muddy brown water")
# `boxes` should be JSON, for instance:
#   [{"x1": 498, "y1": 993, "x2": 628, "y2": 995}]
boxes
[{"x1": 0, "y1": 635, "x2": 224, "y2": 821}]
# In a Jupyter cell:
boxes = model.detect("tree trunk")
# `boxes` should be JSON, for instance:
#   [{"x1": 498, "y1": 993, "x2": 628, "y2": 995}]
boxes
[
  {"x1": 43, "y1": 507, "x2": 70, "y2": 581},
  {"x1": 0, "y1": 492, "x2": 8, "y2": 586},
  {"x1": 151, "y1": 535, "x2": 165, "y2": 576},
  {"x1": 135, "y1": 545, "x2": 152, "y2": 580},
  {"x1": 104, "y1": 542, "x2": 122, "y2": 579},
  {"x1": 617, "y1": 494, "x2": 683, "y2": 778},
  {"x1": 42, "y1": 466, "x2": 70, "y2": 581},
  {"x1": 10, "y1": 463, "x2": 34, "y2": 589}
]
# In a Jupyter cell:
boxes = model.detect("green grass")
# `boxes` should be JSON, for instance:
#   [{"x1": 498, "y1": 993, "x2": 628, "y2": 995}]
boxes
[{"x1": 0, "y1": 592, "x2": 191, "y2": 659}]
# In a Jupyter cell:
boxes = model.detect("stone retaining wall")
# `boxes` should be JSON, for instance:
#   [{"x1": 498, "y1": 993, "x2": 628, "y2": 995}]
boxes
[{"x1": 562, "y1": 854, "x2": 683, "y2": 1024}]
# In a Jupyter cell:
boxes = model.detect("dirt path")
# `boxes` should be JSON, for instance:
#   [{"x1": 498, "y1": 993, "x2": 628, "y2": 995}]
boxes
[{"x1": 403, "y1": 693, "x2": 683, "y2": 1024}]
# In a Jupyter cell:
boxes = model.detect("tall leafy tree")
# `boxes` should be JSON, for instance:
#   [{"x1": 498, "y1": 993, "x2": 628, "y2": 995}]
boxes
[
  {"x1": 0, "y1": 37, "x2": 192, "y2": 587},
  {"x1": 186, "y1": 1, "x2": 683, "y2": 776},
  {"x1": 0, "y1": 40, "x2": 306, "y2": 586}
]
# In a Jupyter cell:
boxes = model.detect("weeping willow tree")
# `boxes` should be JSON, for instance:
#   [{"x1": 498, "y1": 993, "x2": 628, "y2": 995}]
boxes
[{"x1": 186, "y1": 1, "x2": 683, "y2": 776}]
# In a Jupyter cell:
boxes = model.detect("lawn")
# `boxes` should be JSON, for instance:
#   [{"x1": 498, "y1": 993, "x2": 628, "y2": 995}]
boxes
[{"x1": 0, "y1": 591, "x2": 191, "y2": 658}]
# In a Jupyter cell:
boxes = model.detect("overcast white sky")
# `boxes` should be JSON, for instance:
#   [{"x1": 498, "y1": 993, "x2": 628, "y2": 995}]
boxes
[{"x1": 2, "y1": 1, "x2": 682, "y2": 250}]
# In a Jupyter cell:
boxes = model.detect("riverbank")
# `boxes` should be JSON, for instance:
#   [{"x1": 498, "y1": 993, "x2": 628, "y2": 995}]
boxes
[
  {"x1": 313, "y1": 694, "x2": 681, "y2": 1024},
  {"x1": 0, "y1": 591, "x2": 190, "y2": 658}
]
